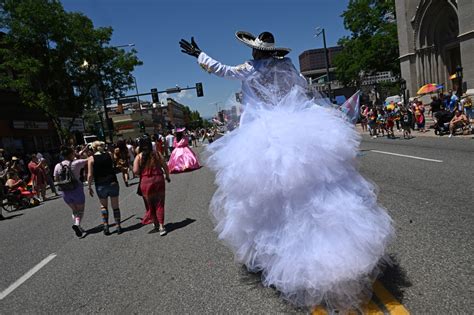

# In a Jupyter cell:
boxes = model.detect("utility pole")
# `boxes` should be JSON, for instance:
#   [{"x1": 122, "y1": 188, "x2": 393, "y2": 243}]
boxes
[
  {"x1": 133, "y1": 75, "x2": 142, "y2": 115},
  {"x1": 315, "y1": 27, "x2": 332, "y2": 102}
]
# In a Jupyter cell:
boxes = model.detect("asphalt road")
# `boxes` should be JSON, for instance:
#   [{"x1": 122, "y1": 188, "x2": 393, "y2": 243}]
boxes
[{"x1": 0, "y1": 135, "x2": 473, "y2": 314}]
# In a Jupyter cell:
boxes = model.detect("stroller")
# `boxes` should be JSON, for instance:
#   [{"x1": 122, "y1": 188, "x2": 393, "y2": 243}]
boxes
[{"x1": 433, "y1": 110, "x2": 454, "y2": 136}]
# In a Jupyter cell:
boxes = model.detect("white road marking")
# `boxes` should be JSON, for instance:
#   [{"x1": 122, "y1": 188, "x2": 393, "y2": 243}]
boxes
[
  {"x1": 0, "y1": 253, "x2": 57, "y2": 300},
  {"x1": 369, "y1": 150, "x2": 443, "y2": 163}
]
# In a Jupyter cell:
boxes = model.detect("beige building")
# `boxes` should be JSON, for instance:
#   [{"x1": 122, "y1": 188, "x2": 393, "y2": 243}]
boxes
[
  {"x1": 395, "y1": 0, "x2": 474, "y2": 97},
  {"x1": 159, "y1": 98, "x2": 185, "y2": 128}
]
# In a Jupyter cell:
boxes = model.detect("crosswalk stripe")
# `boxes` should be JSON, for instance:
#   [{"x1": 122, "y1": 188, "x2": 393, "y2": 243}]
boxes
[{"x1": 373, "y1": 281, "x2": 410, "y2": 315}]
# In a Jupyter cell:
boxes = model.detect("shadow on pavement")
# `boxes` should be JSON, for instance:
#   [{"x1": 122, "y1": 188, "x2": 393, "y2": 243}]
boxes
[
  {"x1": 43, "y1": 195, "x2": 61, "y2": 202},
  {"x1": 238, "y1": 266, "x2": 304, "y2": 311},
  {"x1": 170, "y1": 166, "x2": 203, "y2": 175},
  {"x1": 81, "y1": 215, "x2": 137, "y2": 238},
  {"x1": 164, "y1": 218, "x2": 196, "y2": 233},
  {"x1": 1, "y1": 213, "x2": 24, "y2": 220},
  {"x1": 81, "y1": 224, "x2": 103, "y2": 238},
  {"x1": 237, "y1": 255, "x2": 411, "y2": 311},
  {"x1": 122, "y1": 222, "x2": 145, "y2": 233},
  {"x1": 378, "y1": 254, "x2": 412, "y2": 302}
]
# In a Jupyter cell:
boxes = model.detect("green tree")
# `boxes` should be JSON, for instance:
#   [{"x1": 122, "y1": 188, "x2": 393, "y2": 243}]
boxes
[
  {"x1": 182, "y1": 105, "x2": 204, "y2": 129},
  {"x1": 0, "y1": 0, "x2": 142, "y2": 141},
  {"x1": 333, "y1": 0, "x2": 399, "y2": 86}
]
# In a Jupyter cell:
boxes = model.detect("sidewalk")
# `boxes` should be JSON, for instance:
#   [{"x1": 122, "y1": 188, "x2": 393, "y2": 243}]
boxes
[{"x1": 356, "y1": 124, "x2": 473, "y2": 139}]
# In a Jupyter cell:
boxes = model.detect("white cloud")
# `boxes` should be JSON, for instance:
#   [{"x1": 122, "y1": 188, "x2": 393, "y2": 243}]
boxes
[{"x1": 175, "y1": 89, "x2": 193, "y2": 100}]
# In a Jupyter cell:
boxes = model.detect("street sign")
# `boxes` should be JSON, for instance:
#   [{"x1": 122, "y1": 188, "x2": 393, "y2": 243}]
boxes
[
  {"x1": 59, "y1": 117, "x2": 85, "y2": 132},
  {"x1": 361, "y1": 71, "x2": 398, "y2": 86},
  {"x1": 118, "y1": 97, "x2": 138, "y2": 104},
  {"x1": 12, "y1": 120, "x2": 49, "y2": 130}
]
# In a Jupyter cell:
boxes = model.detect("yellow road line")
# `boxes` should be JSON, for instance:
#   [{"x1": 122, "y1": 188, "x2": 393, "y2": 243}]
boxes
[
  {"x1": 373, "y1": 281, "x2": 410, "y2": 315},
  {"x1": 361, "y1": 301, "x2": 385, "y2": 314},
  {"x1": 312, "y1": 305, "x2": 328, "y2": 315},
  {"x1": 312, "y1": 281, "x2": 409, "y2": 315},
  {"x1": 312, "y1": 301, "x2": 384, "y2": 315}
]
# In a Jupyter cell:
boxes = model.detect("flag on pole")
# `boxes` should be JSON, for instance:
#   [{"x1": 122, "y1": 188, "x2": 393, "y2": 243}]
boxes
[{"x1": 340, "y1": 90, "x2": 361, "y2": 124}]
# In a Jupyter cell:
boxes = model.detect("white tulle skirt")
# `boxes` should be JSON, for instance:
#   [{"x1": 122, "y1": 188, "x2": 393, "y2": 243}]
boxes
[{"x1": 205, "y1": 103, "x2": 394, "y2": 310}]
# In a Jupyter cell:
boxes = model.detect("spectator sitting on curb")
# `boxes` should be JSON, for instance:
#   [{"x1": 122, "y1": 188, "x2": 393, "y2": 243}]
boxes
[{"x1": 448, "y1": 109, "x2": 468, "y2": 138}]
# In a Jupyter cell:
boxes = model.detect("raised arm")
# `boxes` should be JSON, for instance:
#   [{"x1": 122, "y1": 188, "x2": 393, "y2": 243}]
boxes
[
  {"x1": 180, "y1": 37, "x2": 254, "y2": 80},
  {"x1": 197, "y1": 52, "x2": 254, "y2": 80}
]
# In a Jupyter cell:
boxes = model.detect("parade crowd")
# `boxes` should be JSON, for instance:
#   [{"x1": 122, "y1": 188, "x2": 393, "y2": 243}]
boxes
[
  {"x1": 0, "y1": 127, "x2": 214, "y2": 236},
  {"x1": 360, "y1": 91, "x2": 472, "y2": 139}
]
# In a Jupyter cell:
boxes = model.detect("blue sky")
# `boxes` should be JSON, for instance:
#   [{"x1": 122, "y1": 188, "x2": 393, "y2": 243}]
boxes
[{"x1": 62, "y1": 0, "x2": 350, "y2": 117}]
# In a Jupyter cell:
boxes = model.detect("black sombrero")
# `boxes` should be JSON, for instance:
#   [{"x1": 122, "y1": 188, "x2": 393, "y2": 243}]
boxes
[{"x1": 236, "y1": 31, "x2": 291, "y2": 57}]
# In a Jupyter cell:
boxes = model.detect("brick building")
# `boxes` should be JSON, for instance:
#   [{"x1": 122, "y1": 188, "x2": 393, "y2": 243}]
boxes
[{"x1": 299, "y1": 46, "x2": 343, "y2": 82}]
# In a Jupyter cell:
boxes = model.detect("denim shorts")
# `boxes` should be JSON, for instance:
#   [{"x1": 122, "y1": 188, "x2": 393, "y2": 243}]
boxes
[{"x1": 95, "y1": 182, "x2": 120, "y2": 199}]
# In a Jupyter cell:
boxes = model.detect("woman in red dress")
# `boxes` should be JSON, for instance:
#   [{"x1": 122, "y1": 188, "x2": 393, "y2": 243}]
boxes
[{"x1": 133, "y1": 136, "x2": 171, "y2": 235}]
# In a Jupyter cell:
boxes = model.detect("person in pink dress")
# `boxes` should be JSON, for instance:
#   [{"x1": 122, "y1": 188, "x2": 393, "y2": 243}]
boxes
[{"x1": 167, "y1": 128, "x2": 201, "y2": 173}]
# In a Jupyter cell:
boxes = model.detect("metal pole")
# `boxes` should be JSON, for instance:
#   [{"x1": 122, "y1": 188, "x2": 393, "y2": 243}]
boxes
[
  {"x1": 98, "y1": 73, "x2": 113, "y2": 143},
  {"x1": 102, "y1": 91, "x2": 113, "y2": 143},
  {"x1": 133, "y1": 76, "x2": 142, "y2": 115},
  {"x1": 458, "y1": 77, "x2": 462, "y2": 98},
  {"x1": 322, "y1": 29, "x2": 332, "y2": 102}
]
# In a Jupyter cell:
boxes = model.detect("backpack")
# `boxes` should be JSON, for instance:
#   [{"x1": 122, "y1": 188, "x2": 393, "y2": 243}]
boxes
[
  {"x1": 56, "y1": 161, "x2": 78, "y2": 191},
  {"x1": 403, "y1": 114, "x2": 410, "y2": 123}
]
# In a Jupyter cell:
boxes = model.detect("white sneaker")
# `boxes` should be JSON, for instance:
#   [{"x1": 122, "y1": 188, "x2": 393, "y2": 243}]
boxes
[
  {"x1": 448, "y1": 134, "x2": 452, "y2": 138},
  {"x1": 159, "y1": 227, "x2": 167, "y2": 236}
]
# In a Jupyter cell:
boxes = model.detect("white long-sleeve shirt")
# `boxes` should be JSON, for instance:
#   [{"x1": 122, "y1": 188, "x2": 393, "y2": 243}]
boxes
[{"x1": 197, "y1": 52, "x2": 307, "y2": 124}]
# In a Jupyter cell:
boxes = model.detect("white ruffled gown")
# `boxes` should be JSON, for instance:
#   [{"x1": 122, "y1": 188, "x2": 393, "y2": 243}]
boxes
[{"x1": 197, "y1": 52, "x2": 394, "y2": 310}]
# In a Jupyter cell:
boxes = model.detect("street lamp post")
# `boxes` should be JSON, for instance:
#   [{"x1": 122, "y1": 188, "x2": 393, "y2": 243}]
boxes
[
  {"x1": 315, "y1": 27, "x2": 332, "y2": 102},
  {"x1": 132, "y1": 75, "x2": 142, "y2": 115},
  {"x1": 455, "y1": 65, "x2": 463, "y2": 97}
]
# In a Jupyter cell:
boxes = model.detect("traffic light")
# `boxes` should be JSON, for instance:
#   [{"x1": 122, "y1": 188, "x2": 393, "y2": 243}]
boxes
[
  {"x1": 196, "y1": 82, "x2": 203, "y2": 97},
  {"x1": 235, "y1": 92, "x2": 242, "y2": 103},
  {"x1": 139, "y1": 120, "x2": 145, "y2": 132},
  {"x1": 151, "y1": 88, "x2": 159, "y2": 103}
]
